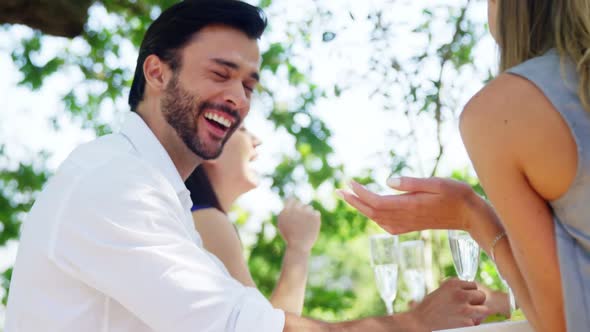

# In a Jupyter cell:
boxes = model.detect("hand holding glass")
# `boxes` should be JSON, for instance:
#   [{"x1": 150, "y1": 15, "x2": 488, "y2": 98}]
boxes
[{"x1": 448, "y1": 230, "x2": 480, "y2": 281}]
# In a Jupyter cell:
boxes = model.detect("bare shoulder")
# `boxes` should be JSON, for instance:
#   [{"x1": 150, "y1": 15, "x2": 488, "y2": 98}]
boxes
[
  {"x1": 460, "y1": 73, "x2": 550, "y2": 134},
  {"x1": 192, "y1": 207, "x2": 230, "y2": 222},
  {"x1": 460, "y1": 72, "x2": 577, "y2": 200},
  {"x1": 191, "y1": 208, "x2": 237, "y2": 238},
  {"x1": 191, "y1": 208, "x2": 254, "y2": 286}
]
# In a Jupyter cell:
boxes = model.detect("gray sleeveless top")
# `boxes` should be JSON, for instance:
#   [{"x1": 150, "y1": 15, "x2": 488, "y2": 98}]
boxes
[{"x1": 508, "y1": 50, "x2": 590, "y2": 331}]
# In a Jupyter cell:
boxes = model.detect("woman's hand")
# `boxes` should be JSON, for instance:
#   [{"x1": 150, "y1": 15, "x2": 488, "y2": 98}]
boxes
[
  {"x1": 337, "y1": 177, "x2": 486, "y2": 234},
  {"x1": 277, "y1": 198, "x2": 321, "y2": 253},
  {"x1": 273, "y1": 199, "x2": 321, "y2": 314}
]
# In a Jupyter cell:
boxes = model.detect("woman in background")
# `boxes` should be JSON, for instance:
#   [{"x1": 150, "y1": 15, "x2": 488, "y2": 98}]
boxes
[{"x1": 185, "y1": 125, "x2": 321, "y2": 315}]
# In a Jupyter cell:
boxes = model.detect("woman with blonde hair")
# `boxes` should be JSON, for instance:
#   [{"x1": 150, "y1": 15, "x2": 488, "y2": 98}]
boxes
[{"x1": 340, "y1": 0, "x2": 590, "y2": 331}]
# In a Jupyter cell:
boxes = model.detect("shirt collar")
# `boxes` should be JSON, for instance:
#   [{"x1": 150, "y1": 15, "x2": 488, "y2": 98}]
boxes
[{"x1": 119, "y1": 112, "x2": 191, "y2": 206}]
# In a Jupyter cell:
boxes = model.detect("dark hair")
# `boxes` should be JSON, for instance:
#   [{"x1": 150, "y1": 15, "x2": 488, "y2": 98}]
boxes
[
  {"x1": 128, "y1": 0, "x2": 267, "y2": 111},
  {"x1": 185, "y1": 165, "x2": 224, "y2": 213}
]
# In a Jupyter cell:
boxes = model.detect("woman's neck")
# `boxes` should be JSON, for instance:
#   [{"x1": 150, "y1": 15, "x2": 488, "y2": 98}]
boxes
[
  {"x1": 212, "y1": 178, "x2": 241, "y2": 214},
  {"x1": 217, "y1": 191, "x2": 239, "y2": 214}
]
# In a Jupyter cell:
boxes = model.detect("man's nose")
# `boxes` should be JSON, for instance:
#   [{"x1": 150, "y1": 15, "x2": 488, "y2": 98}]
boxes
[{"x1": 223, "y1": 81, "x2": 249, "y2": 111}]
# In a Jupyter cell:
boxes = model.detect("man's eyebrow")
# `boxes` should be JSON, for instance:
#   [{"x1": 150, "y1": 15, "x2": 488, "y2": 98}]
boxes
[{"x1": 211, "y1": 58, "x2": 260, "y2": 82}]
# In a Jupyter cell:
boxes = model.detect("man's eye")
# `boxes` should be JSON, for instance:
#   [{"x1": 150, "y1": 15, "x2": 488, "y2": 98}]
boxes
[
  {"x1": 213, "y1": 72, "x2": 228, "y2": 79},
  {"x1": 244, "y1": 85, "x2": 254, "y2": 93}
]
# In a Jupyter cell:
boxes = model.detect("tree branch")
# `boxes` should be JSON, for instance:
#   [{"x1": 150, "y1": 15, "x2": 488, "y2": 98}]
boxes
[
  {"x1": 0, "y1": 0, "x2": 95, "y2": 38},
  {"x1": 430, "y1": 0, "x2": 471, "y2": 177}
]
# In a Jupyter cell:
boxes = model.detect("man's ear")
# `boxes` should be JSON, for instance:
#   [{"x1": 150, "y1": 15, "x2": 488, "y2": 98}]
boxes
[{"x1": 143, "y1": 54, "x2": 171, "y2": 93}]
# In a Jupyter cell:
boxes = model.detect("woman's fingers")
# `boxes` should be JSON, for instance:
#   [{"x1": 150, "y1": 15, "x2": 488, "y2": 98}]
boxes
[
  {"x1": 284, "y1": 197, "x2": 295, "y2": 209},
  {"x1": 336, "y1": 189, "x2": 376, "y2": 219},
  {"x1": 348, "y1": 181, "x2": 383, "y2": 207},
  {"x1": 387, "y1": 176, "x2": 443, "y2": 194},
  {"x1": 337, "y1": 189, "x2": 412, "y2": 234},
  {"x1": 348, "y1": 181, "x2": 406, "y2": 210}
]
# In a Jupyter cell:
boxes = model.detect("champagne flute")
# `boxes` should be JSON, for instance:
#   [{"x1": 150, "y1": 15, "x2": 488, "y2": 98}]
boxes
[
  {"x1": 400, "y1": 240, "x2": 426, "y2": 303},
  {"x1": 369, "y1": 234, "x2": 399, "y2": 315},
  {"x1": 448, "y1": 230, "x2": 480, "y2": 281}
]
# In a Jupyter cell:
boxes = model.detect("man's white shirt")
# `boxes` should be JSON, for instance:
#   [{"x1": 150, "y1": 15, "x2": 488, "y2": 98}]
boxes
[{"x1": 5, "y1": 112, "x2": 285, "y2": 331}]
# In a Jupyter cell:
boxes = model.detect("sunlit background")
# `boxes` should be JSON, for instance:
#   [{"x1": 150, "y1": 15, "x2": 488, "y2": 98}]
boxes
[{"x1": 0, "y1": 0, "x2": 512, "y2": 326}]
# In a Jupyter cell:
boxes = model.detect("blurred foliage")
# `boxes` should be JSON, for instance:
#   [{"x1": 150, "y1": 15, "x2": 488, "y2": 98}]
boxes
[{"x1": 0, "y1": 0, "x2": 509, "y2": 323}]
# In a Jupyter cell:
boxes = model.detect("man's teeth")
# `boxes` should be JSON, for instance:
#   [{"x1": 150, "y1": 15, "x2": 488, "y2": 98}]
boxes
[{"x1": 204, "y1": 113, "x2": 232, "y2": 128}]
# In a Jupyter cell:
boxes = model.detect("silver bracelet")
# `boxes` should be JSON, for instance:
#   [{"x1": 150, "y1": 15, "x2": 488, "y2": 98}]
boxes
[{"x1": 490, "y1": 231, "x2": 507, "y2": 262}]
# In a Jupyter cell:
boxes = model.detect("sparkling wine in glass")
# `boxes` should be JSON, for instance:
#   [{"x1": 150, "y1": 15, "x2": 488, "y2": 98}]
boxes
[
  {"x1": 400, "y1": 240, "x2": 426, "y2": 303},
  {"x1": 448, "y1": 230, "x2": 480, "y2": 281},
  {"x1": 370, "y1": 234, "x2": 399, "y2": 315}
]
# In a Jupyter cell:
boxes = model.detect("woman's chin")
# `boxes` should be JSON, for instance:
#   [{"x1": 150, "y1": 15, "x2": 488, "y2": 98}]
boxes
[{"x1": 243, "y1": 175, "x2": 260, "y2": 191}]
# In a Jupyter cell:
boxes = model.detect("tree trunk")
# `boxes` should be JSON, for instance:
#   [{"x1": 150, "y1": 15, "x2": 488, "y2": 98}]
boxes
[{"x1": 0, "y1": 0, "x2": 95, "y2": 38}]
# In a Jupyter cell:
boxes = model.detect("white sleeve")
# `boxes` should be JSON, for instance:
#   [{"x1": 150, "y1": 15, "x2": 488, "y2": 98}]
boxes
[{"x1": 49, "y1": 164, "x2": 285, "y2": 332}]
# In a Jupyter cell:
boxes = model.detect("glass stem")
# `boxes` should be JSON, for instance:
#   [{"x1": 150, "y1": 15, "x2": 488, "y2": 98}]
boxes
[{"x1": 385, "y1": 301, "x2": 394, "y2": 315}]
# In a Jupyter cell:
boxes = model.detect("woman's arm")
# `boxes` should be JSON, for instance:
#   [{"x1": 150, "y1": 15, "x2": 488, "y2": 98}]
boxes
[
  {"x1": 193, "y1": 208, "x2": 257, "y2": 287},
  {"x1": 460, "y1": 73, "x2": 575, "y2": 332},
  {"x1": 339, "y1": 179, "x2": 540, "y2": 326},
  {"x1": 270, "y1": 199, "x2": 321, "y2": 315},
  {"x1": 192, "y1": 200, "x2": 321, "y2": 315}
]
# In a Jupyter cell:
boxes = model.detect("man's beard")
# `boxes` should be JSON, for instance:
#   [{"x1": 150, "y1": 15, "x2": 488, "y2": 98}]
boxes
[{"x1": 161, "y1": 75, "x2": 240, "y2": 160}]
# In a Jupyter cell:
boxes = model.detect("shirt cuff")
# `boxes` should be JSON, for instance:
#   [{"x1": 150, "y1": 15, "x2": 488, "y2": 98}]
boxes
[{"x1": 228, "y1": 287, "x2": 285, "y2": 332}]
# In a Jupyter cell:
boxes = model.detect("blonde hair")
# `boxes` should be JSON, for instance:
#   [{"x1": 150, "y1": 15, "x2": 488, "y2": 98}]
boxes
[{"x1": 497, "y1": 0, "x2": 590, "y2": 112}]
